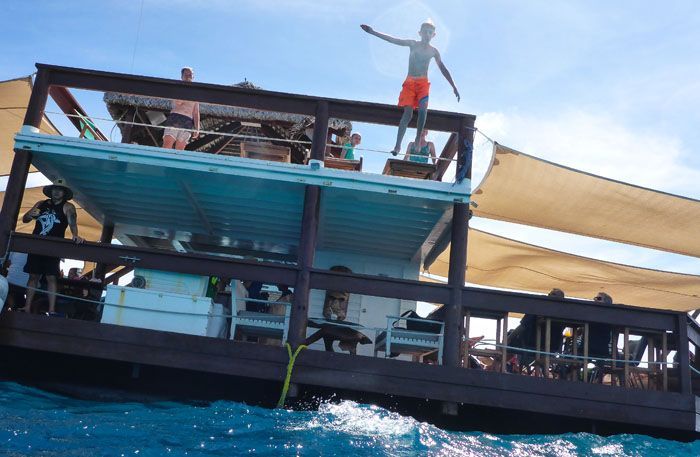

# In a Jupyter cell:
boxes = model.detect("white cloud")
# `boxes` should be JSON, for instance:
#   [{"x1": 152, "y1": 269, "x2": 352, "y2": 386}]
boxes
[{"x1": 466, "y1": 109, "x2": 700, "y2": 276}]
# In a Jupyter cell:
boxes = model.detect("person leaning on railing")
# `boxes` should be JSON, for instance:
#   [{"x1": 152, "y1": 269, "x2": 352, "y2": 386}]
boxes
[
  {"x1": 14, "y1": 181, "x2": 84, "y2": 316},
  {"x1": 162, "y1": 67, "x2": 200, "y2": 150}
]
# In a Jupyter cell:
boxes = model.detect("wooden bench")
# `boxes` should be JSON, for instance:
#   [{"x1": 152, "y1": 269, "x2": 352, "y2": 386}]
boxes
[
  {"x1": 240, "y1": 141, "x2": 291, "y2": 163},
  {"x1": 382, "y1": 159, "x2": 436, "y2": 180},
  {"x1": 324, "y1": 156, "x2": 363, "y2": 172}
]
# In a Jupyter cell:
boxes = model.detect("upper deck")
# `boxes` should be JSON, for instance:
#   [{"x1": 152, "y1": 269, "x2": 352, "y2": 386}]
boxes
[{"x1": 11, "y1": 63, "x2": 474, "y2": 264}]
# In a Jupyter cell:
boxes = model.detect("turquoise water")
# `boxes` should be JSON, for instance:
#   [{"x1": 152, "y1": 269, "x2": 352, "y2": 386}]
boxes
[{"x1": 1, "y1": 382, "x2": 698, "y2": 456}]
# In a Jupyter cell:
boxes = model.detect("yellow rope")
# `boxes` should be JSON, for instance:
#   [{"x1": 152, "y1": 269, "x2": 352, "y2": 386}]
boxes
[{"x1": 276, "y1": 342, "x2": 307, "y2": 408}]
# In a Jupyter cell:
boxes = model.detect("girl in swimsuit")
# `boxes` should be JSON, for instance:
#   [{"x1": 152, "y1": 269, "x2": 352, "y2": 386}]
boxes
[{"x1": 405, "y1": 129, "x2": 437, "y2": 164}]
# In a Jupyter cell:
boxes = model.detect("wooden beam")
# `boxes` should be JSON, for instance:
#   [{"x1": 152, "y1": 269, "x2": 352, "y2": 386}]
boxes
[
  {"x1": 103, "y1": 265, "x2": 133, "y2": 286},
  {"x1": 461, "y1": 287, "x2": 679, "y2": 331},
  {"x1": 120, "y1": 107, "x2": 136, "y2": 144},
  {"x1": 456, "y1": 117, "x2": 475, "y2": 182},
  {"x1": 434, "y1": 133, "x2": 457, "y2": 181},
  {"x1": 9, "y1": 233, "x2": 298, "y2": 285},
  {"x1": 39, "y1": 63, "x2": 474, "y2": 132},
  {"x1": 677, "y1": 314, "x2": 692, "y2": 395},
  {"x1": 186, "y1": 121, "x2": 241, "y2": 152},
  {"x1": 444, "y1": 203, "x2": 469, "y2": 367},
  {"x1": 94, "y1": 223, "x2": 115, "y2": 281},
  {"x1": 289, "y1": 185, "x2": 321, "y2": 347},
  {"x1": 310, "y1": 101, "x2": 328, "y2": 161},
  {"x1": 48, "y1": 86, "x2": 108, "y2": 141}
]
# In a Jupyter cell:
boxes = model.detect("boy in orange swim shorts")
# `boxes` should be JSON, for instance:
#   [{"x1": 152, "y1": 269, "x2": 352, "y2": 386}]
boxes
[{"x1": 361, "y1": 20, "x2": 460, "y2": 155}]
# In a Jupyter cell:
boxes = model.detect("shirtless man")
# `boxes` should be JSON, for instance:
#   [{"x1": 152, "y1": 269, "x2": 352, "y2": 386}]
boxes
[
  {"x1": 361, "y1": 20, "x2": 460, "y2": 155},
  {"x1": 162, "y1": 67, "x2": 200, "y2": 150}
]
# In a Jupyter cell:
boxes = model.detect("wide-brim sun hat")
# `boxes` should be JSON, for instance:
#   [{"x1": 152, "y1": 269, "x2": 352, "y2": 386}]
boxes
[{"x1": 42, "y1": 179, "x2": 73, "y2": 201}]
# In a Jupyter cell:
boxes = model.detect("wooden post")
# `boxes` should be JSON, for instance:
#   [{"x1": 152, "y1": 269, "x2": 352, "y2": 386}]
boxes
[
  {"x1": 677, "y1": 314, "x2": 691, "y2": 395},
  {"x1": 501, "y1": 315, "x2": 508, "y2": 373},
  {"x1": 0, "y1": 69, "x2": 51, "y2": 257},
  {"x1": 583, "y1": 323, "x2": 589, "y2": 382},
  {"x1": 288, "y1": 185, "x2": 321, "y2": 348},
  {"x1": 94, "y1": 223, "x2": 115, "y2": 281},
  {"x1": 662, "y1": 331, "x2": 668, "y2": 392},
  {"x1": 545, "y1": 318, "x2": 551, "y2": 378},
  {"x1": 310, "y1": 101, "x2": 329, "y2": 161},
  {"x1": 623, "y1": 328, "x2": 630, "y2": 388},
  {"x1": 120, "y1": 107, "x2": 136, "y2": 144},
  {"x1": 463, "y1": 310, "x2": 471, "y2": 367},
  {"x1": 456, "y1": 117, "x2": 474, "y2": 181},
  {"x1": 444, "y1": 202, "x2": 468, "y2": 368},
  {"x1": 648, "y1": 336, "x2": 656, "y2": 389}
]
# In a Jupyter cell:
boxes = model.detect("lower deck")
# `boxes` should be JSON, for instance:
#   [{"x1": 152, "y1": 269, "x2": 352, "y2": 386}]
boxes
[{"x1": 0, "y1": 311, "x2": 696, "y2": 440}]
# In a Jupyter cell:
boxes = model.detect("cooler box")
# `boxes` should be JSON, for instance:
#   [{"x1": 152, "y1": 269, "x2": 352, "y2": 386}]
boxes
[{"x1": 102, "y1": 285, "x2": 223, "y2": 337}]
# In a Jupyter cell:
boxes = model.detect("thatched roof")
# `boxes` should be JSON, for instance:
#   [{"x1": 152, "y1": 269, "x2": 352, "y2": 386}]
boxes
[
  {"x1": 103, "y1": 82, "x2": 352, "y2": 163},
  {"x1": 104, "y1": 92, "x2": 351, "y2": 132}
]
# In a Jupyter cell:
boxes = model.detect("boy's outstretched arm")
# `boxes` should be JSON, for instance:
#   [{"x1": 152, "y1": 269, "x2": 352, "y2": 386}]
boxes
[
  {"x1": 435, "y1": 50, "x2": 460, "y2": 101},
  {"x1": 360, "y1": 24, "x2": 412, "y2": 46}
]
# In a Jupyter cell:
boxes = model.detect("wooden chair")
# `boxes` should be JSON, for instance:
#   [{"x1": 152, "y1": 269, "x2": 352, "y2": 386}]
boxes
[
  {"x1": 324, "y1": 156, "x2": 363, "y2": 172},
  {"x1": 240, "y1": 142, "x2": 291, "y2": 163},
  {"x1": 374, "y1": 315, "x2": 444, "y2": 364},
  {"x1": 230, "y1": 295, "x2": 291, "y2": 345},
  {"x1": 382, "y1": 159, "x2": 436, "y2": 180}
]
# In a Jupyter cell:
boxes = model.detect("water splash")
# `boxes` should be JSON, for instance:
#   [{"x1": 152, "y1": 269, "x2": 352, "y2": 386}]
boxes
[{"x1": 0, "y1": 382, "x2": 697, "y2": 456}]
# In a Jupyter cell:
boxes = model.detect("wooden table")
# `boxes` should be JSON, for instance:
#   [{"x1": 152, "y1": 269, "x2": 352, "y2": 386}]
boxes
[{"x1": 382, "y1": 159, "x2": 436, "y2": 179}]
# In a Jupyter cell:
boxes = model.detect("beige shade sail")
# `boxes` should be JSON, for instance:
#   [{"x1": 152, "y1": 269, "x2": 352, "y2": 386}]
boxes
[
  {"x1": 429, "y1": 229, "x2": 700, "y2": 312},
  {"x1": 473, "y1": 143, "x2": 700, "y2": 258},
  {"x1": 1, "y1": 186, "x2": 103, "y2": 242},
  {"x1": 0, "y1": 76, "x2": 59, "y2": 175}
]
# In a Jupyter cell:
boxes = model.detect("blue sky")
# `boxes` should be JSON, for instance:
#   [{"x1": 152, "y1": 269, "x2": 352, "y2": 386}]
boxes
[{"x1": 2, "y1": 0, "x2": 700, "y2": 278}]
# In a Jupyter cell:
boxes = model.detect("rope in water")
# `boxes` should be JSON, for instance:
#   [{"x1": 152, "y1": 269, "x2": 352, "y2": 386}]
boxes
[
  {"x1": 276, "y1": 342, "x2": 307, "y2": 408},
  {"x1": 42, "y1": 111, "x2": 466, "y2": 163}
]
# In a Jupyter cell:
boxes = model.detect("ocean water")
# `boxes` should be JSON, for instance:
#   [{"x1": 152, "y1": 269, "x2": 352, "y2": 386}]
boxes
[{"x1": 0, "y1": 382, "x2": 698, "y2": 457}]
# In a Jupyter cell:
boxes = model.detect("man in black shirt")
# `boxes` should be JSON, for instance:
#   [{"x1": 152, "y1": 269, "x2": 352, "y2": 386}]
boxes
[{"x1": 16, "y1": 181, "x2": 83, "y2": 315}]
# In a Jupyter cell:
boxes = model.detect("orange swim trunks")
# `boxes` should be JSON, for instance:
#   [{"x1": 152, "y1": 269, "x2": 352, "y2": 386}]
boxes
[{"x1": 398, "y1": 76, "x2": 430, "y2": 109}]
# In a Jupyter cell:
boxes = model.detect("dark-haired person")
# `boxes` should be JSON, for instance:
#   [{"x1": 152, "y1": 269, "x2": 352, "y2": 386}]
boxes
[{"x1": 16, "y1": 181, "x2": 83, "y2": 315}]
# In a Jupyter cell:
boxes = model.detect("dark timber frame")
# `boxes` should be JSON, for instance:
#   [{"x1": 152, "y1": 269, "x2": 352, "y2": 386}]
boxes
[
  {"x1": 0, "y1": 64, "x2": 697, "y2": 437},
  {"x1": 0, "y1": 64, "x2": 476, "y2": 357}
]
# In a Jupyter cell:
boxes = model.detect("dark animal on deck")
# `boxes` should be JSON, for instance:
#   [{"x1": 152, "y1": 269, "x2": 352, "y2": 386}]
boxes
[{"x1": 304, "y1": 322, "x2": 372, "y2": 355}]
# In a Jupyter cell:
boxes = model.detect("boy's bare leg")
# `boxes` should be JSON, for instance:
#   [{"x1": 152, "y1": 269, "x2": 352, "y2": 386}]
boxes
[
  {"x1": 19, "y1": 274, "x2": 40, "y2": 313},
  {"x1": 46, "y1": 275, "x2": 57, "y2": 314},
  {"x1": 414, "y1": 97, "x2": 429, "y2": 144},
  {"x1": 393, "y1": 106, "x2": 413, "y2": 155},
  {"x1": 163, "y1": 135, "x2": 175, "y2": 149}
]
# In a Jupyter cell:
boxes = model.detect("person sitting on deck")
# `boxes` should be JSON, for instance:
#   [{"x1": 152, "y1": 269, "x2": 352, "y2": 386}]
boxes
[
  {"x1": 507, "y1": 288, "x2": 566, "y2": 376},
  {"x1": 162, "y1": 67, "x2": 200, "y2": 150},
  {"x1": 405, "y1": 128, "x2": 436, "y2": 164},
  {"x1": 361, "y1": 19, "x2": 460, "y2": 156},
  {"x1": 586, "y1": 292, "x2": 615, "y2": 382},
  {"x1": 340, "y1": 132, "x2": 362, "y2": 160},
  {"x1": 15, "y1": 181, "x2": 84, "y2": 316}
]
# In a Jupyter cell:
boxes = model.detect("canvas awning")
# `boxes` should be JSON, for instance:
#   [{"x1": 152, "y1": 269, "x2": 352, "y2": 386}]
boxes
[
  {"x1": 0, "y1": 76, "x2": 60, "y2": 175},
  {"x1": 0, "y1": 186, "x2": 103, "y2": 242},
  {"x1": 428, "y1": 229, "x2": 700, "y2": 312},
  {"x1": 472, "y1": 143, "x2": 700, "y2": 258}
]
